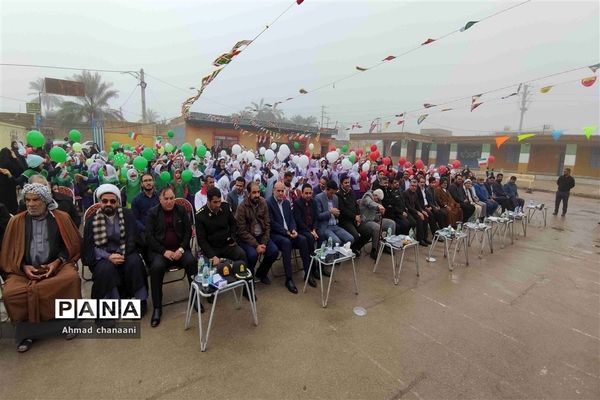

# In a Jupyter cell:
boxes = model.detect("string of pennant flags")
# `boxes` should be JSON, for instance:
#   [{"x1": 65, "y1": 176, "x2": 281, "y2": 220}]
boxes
[{"x1": 181, "y1": 0, "x2": 305, "y2": 119}]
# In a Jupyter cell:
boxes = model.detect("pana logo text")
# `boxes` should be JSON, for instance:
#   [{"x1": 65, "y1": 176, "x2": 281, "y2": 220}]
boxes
[{"x1": 55, "y1": 299, "x2": 142, "y2": 319}]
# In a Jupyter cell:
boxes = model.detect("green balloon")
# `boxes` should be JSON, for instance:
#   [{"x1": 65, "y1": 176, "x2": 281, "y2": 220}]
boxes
[
  {"x1": 108, "y1": 151, "x2": 114, "y2": 161},
  {"x1": 196, "y1": 144, "x2": 207, "y2": 158},
  {"x1": 341, "y1": 144, "x2": 349, "y2": 153},
  {"x1": 142, "y1": 148, "x2": 154, "y2": 161},
  {"x1": 349, "y1": 154, "x2": 356, "y2": 163},
  {"x1": 181, "y1": 143, "x2": 193, "y2": 155},
  {"x1": 133, "y1": 156, "x2": 148, "y2": 171},
  {"x1": 111, "y1": 141, "x2": 120, "y2": 150},
  {"x1": 113, "y1": 153, "x2": 127, "y2": 168},
  {"x1": 26, "y1": 130, "x2": 45, "y2": 148},
  {"x1": 49, "y1": 146, "x2": 67, "y2": 163},
  {"x1": 68, "y1": 129, "x2": 81, "y2": 142},
  {"x1": 120, "y1": 168, "x2": 128, "y2": 178},
  {"x1": 164, "y1": 143, "x2": 175, "y2": 153},
  {"x1": 181, "y1": 170, "x2": 193, "y2": 183},
  {"x1": 167, "y1": 130, "x2": 175, "y2": 139},
  {"x1": 160, "y1": 171, "x2": 171, "y2": 183},
  {"x1": 293, "y1": 142, "x2": 300, "y2": 150},
  {"x1": 124, "y1": 144, "x2": 132, "y2": 151}
]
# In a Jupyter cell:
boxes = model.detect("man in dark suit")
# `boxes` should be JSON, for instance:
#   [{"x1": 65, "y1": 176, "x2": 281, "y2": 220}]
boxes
[
  {"x1": 384, "y1": 176, "x2": 415, "y2": 235},
  {"x1": 314, "y1": 180, "x2": 354, "y2": 246},
  {"x1": 293, "y1": 183, "x2": 320, "y2": 253},
  {"x1": 226, "y1": 176, "x2": 246, "y2": 214},
  {"x1": 425, "y1": 177, "x2": 448, "y2": 227},
  {"x1": 417, "y1": 177, "x2": 444, "y2": 232},
  {"x1": 268, "y1": 181, "x2": 314, "y2": 292},
  {"x1": 337, "y1": 175, "x2": 372, "y2": 255},
  {"x1": 449, "y1": 175, "x2": 475, "y2": 221},
  {"x1": 403, "y1": 179, "x2": 430, "y2": 246}
]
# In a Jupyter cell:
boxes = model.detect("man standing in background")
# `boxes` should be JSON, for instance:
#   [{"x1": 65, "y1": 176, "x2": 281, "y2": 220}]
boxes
[{"x1": 553, "y1": 168, "x2": 575, "y2": 216}]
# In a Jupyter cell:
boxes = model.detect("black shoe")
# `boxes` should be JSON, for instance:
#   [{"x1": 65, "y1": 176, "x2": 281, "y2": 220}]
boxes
[
  {"x1": 151, "y1": 308, "x2": 162, "y2": 327},
  {"x1": 321, "y1": 266, "x2": 331, "y2": 277},
  {"x1": 552, "y1": 212, "x2": 558, "y2": 216},
  {"x1": 369, "y1": 249, "x2": 377, "y2": 260},
  {"x1": 140, "y1": 300, "x2": 148, "y2": 318},
  {"x1": 561, "y1": 213, "x2": 566, "y2": 217},
  {"x1": 311, "y1": 268, "x2": 321, "y2": 280},
  {"x1": 17, "y1": 338, "x2": 33, "y2": 353},
  {"x1": 193, "y1": 300, "x2": 205, "y2": 313},
  {"x1": 383, "y1": 247, "x2": 392, "y2": 254},
  {"x1": 242, "y1": 287, "x2": 257, "y2": 302},
  {"x1": 285, "y1": 279, "x2": 298, "y2": 294},
  {"x1": 424, "y1": 239, "x2": 432, "y2": 245},
  {"x1": 207, "y1": 294, "x2": 214, "y2": 304},
  {"x1": 419, "y1": 240, "x2": 429, "y2": 247},
  {"x1": 305, "y1": 274, "x2": 317, "y2": 288},
  {"x1": 256, "y1": 275, "x2": 271, "y2": 285}
]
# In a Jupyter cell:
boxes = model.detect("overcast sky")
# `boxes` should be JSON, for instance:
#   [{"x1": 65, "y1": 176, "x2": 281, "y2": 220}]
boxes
[{"x1": 1, "y1": 0, "x2": 598, "y2": 135}]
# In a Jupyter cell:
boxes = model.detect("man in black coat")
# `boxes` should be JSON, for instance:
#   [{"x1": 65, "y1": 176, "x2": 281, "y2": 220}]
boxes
[
  {"x1": 82, "y1": 184, "x2": 148, "y2": 318},
  {"x1": 337, "y1": 175, "x2": 372, "y2": 255},
  {"x1": 403, "y1": 179, "x2": 430, "y2": 246},
  {"x1": 554, "y1": 168, "x2": 575, "y2": 216},
  {"x1": 418, "y1": 177, "x2": 446, "y2": 231},
  {"x1": 449, "y1": 175, "x2": 475, "y2": 221},
  {"x1": 145, "y1": 187, "x2": 196, "y2": 327},
  {"x1": 382, "y1": 176, "x2": 415, "y2": 235}
]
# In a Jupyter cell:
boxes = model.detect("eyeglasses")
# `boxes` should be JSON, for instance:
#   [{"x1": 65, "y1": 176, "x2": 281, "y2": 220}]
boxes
[{"x1": 101, "y1": 199, "x2": 118, "y2": 205}]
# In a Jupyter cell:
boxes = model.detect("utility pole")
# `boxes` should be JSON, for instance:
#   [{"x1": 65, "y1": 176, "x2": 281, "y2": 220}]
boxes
[
  {"x1": 320, "y1": 105, "x2": 327, "y2": 130},
  {"x1": 517, "y1": 84, "x2": 531, "y2": 133},
  {"x1": 140, "y1": 68, "x2": 147, "y2": 123}
]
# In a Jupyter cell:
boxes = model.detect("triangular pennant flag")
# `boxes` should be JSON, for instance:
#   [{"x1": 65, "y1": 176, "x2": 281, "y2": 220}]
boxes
[
  {"x1": 581, "y1": 76, "x2": 597, "y2": 87},
  {"x1": 231, "y1": 39, "x2": 252, "y2": 52},
  {"x1": 517, "y1": 133, "x2": 536, "y2": 142},
  {"x1": 417, "y1": 114, "x2": 428, "y2": 124},
  {"x1": 356, "y1": 66, "x2": 368, "y2": 71},
  {"x1": 460, "y1": 21, "x2": 478, "y2": 32},
  {"x1": 213, "y1": 53, "x2": 234, "y2": 67},
  {"x1": 423, "y1": 103, "x2": 436, "y2": 108},
  {"x1": 383, "y1": 55, "x2": 396, "y2": 61},
  {"x1": 540, "y1": 86, "x2": 553, "y2": 93},
  {"x1": 299, "y1": 88, "x2": 308, "y2": 94},
  {"x1": 588, "y1": 63, "x2": 600, "y2": 73},
  {"x1": 395, "y1": 113, "x2": 404, "y2": 117},
  {"x1": 495, "y1": 136, "x2": 510, "y2": 149},
  {"x1": 397, "y1": 119, "x2": 405, "y2": 125},
  {"x1": 551, "y1": 129, "x2": 563, "y2": 141},
  {"x1": 583, "y1": 125, "x2": 597, "y2": 139},
  {"x1": 421, "y1": 38, "x2": 436, "y2": 45},
  {"x1": 471, "y1": 102, "x2": 483, "y2": 112},
  {"x1": 296, "y1": 0, "x2": 304, "y2": 4},
  {"x1": 441, "y1": 108, "x2": 453, "y2": 112}
]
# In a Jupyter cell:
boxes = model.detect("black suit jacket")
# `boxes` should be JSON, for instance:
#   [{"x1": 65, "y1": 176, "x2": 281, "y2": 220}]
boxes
[
  {"x1": 403, "y1": 189, "x2": 423, "y2": 217},
  {"x1": 145, "y1": 204, "x2": 192, "y2": 255},
  {"x1": 293, "y1": 197, "x2": 319, "y2": 234}
]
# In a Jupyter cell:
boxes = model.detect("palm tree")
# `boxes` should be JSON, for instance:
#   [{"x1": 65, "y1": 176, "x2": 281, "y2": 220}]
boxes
[
  {"x1": 245, "y1": 98, "x2": 285, "y2": 122},
  {"x1": 56, "y1": 71, "x2": 124, "y2": 127},
  {"x1": 289, "y1": 115, "x2": 318, "y2": 126},
  {"x1": 28, "y1": 77, "x2": 62, "y2": 114}
]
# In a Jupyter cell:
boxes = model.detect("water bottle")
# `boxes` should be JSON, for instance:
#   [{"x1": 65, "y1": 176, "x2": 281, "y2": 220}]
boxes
[
  {"x1": 408, "y1": 228, "x2": 415, "y2": 239},
  {"x1": 327, "y1": 236, "x2": 333, "y2": 250},
  {"x1": 335, "y1": 242, "x2": 340, "y2": 251},
  {"x1": 387, "y1": 227, "x2": 393, "y2": 238},
  {"x1": 196, "y1": 257, "x2": 205, "y2": 283},
  {"x1": 457, "y1": 222, "x2": 462, "y2": 233},
  {"x1": 319, "y1": 242, "x2": 326, "y2": 260},
  {"x1": 201, "y1": 265, "x2": 209, "y2": 288}
]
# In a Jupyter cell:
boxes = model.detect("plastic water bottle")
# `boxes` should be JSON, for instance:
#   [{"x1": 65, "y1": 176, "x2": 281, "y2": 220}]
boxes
[
  {"x1": 408, "y1": 228, "x2": 415, "y2": 239},
  {"x1": 327, "y1": 236, "x2": 333, "y2": 250},
  {"x1": 202, "y1": 259, "x2": 211, "y2": 288},
  {"x1": 196, "y1": 257, "x2": 205, "y2": 283},
  {"x1": 319, "y1": 242, "x2": 326, "y2": 260},
  {"x1": 387, "y1": 227, "x2": 393, "y2": 238}
]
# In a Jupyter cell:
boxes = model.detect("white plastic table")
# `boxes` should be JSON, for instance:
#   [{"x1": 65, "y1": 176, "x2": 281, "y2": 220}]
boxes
[
  {"x1": 184, "y1": 278, "x2": 258, "y2": 352},
  {"x1": 427, "y1": 229, "x2": 469, "y2": 271},
  {"x1": 373, "y1": 235, "x2": 420, "y2": 284},
  {"x1": 487, "y1": 216, "x2": 514, "y2": 248},
  {"x1": 464, "y1": 222, "x2": 493, "y2": 258},
  {"x1": 507, "y1": 210, "x2": 528, "y2": 237},
  {"x1": 302, "y1": 250, "x2": 358, "y2": 308},
  {"x1": 526, "y1": 203, "x2": 547, "y2": 228}
]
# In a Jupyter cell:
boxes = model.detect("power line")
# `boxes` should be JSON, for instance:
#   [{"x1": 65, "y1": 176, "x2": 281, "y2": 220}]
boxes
[{"x1": 0, "y1": 63, "x2": 137, "y2": 74}]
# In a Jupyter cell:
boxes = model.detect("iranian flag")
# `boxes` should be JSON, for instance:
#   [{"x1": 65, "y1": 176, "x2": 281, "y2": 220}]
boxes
[
  {"x1": 129, "y1": 132, "x2": 139, "y2": 141},
  {"x1": 478, "y1": 158, "x2": 487, "y2": 167}
]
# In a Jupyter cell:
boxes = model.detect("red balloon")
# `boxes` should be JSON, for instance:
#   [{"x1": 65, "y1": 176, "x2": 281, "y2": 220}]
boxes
[
  {"x1": 487, "y1": 155, "x2": 496, "y2": 164},
  {"x1": 305, "y1": 150, "x2": 311, "y2": 157},
  {"x1": 398, "y1": 157, "x2": 407, "y2": 166},
  {"x1": 378, "y1": 165, "x2": 386, "y2": 172},
  {"x1": 360, "y1": 171, "x2": 368, "y2": 179},
  {"x1": 415, "y1": 159, "x2": 424, "y2": 169},
  {"x1": 330, "y1": 146, "x2": 336, "y2": 152},
  {"x1": 369, "y1": 151, "x2": 379, "y2": 161},
  {"x1": 382, "y1": 157, "x2": 391, "y2": 166},
  {"x1": 438, "y1": 165, "x2": 448, "y2": 175},
  {"x1": 370, "y1": 144, "x2": 377, "y2": 152},
  {"x1": 404, "y1": 162, "x2": 412, "y2": 170},
  {"x1": 356, "y1": 150, "x2": 363, "y2": 157},
  {"x1": 451, "y1": 159, "x2": 461, "y2": 169}
]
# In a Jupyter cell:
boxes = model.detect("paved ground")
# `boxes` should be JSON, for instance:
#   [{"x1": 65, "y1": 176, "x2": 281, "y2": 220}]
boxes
[{"x1": 1, "y1": 191, "x2": 599, "y2": 400}]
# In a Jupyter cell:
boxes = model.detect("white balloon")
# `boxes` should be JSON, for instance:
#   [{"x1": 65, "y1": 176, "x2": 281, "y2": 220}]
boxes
[
  {"x1": 292, "y1": 155, "x2": 300, "y2": 165},
  {"x1": 341, "y1": 158, "x2": 352, "y2": 170},
  {"x1": 326, "y1": 151, "x2": 338, "y2": 164},
  {"x1": 276, "y1": 150, "x2": 286, "y2": 161},
  {"x1": 252, "y1": 159, "x2": 262, "y2": 168},
  {"x1": 232, "y1": 170, "x2": 241, "y2": 179},
  {"x1": 247, "y1": 152, "x2": 255, "y2": 162},
  {"x1": 270, "y1": 142, "x2": 277, "y2": 151},
  {"x1": 195, "y1": 138, "x2": 203, "y2": 147},
  {"x1": 308, "y1": 143, "x2": 314, "y2": 151},
  {"x1": 280, "y1": 144, "x2": 290, "y2": 158},
  {"x1": 298, "y1": 155, "x2": 309, "y2": 168},
  {"x1": 259, "y1": 147, "x2": 266, "y2": 155},
  {"x1": 264, "y1": 149, "x2": 275, "y2": 162},
  {"x1": 362, "y1": 161, "x2": 370, "y2": 172},
  {"x1": 232, "y1": 144, "x2": 242, "y2": 155},
  {"x1": 220, "y1": 150, "x2": 227, "y2": 158}
]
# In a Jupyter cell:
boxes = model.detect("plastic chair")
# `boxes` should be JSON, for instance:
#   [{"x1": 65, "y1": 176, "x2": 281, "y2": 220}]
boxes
[
  {"x1": 56, "y1": 186, "x2": 76, "y2": 205},
  {"x1": 80, "y1": 203, "x2": 103, "y2": 281}
]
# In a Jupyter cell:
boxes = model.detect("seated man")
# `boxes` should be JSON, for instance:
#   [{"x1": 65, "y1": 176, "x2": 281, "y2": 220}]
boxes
[
  {"x1": 145, "y1": 187, "x2": 196, "y2": 327},
  {"x1": 416, "y1": 177, "x2": 442, "y2": 234},
  {"x1": 268, "y1": 182, "x2": 314, "y2": 293},
  {"x1": 488, "y1": 174, "x2": 512, "y2": 212},
  {"x1": 314, "y1": 180, "x2": 354, "y2": 254},
  {"x1": 384, "y1": 176, "x2": 416, "y2": 235},
  {"x1": 0, "y1": 183, "x2": 81, "y2": 352},
  {"x1": 313, "y1": 176, "x2": 328, "y2": 196},
  {"x1": 337, "y1": 175, "x2": 373, "y2": 255},
  {"x1": 196, "y1": 187, "x2": 248, "y2": 298},
  {"x1": 448, "y1": 175, "x2": 475, "y2": 222},
  {"x1": 82, "y1": 184, "x2": 148, "y2": 316},
  {"x1": 235, "y1": 181, "x2": 279, "y2": 284},
  {"x1": 293, "y1": 183, "x2": 320, "y2": 254},
  {"x1": 18, "y1": 175, "x2": 81, "y2": 227},
  {"x1": 194, "y1": 175, "x2": 215, "y2": 211},
  {"x1": 131, "y1": 173, "x2": 159, "y2": 233},
  {"x1": 226, "y1": 176, "x2": 246, "y2": 214},
  {"x1": 474, "y1": 176, "x2": 499, "y2": 216},
  {"x1": 503, "y1": 175, "x2": 525, "y2": 210},
  {"x1": 359, "y1": 188, "x2": 396, "y2": 259},
  {"x1": 403, "y1": 179, "x2": 432, "y2": 246},
  {"x1": 425, "y1": 177, "x2": 448, "y2": 228}
]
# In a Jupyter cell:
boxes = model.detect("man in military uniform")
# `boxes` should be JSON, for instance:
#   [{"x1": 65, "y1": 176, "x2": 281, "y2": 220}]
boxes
[
  {"x1": 196, "y1": 187, "x2": 247, "y2": 266},
  {"x1": 383, "y1": 176, "x2": 415, "y2": 235}
]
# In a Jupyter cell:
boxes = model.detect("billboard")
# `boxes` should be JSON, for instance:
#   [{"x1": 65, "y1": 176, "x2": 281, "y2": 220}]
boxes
[
  {"x1": 44, "y1": 77, "x2": 85, "y2": 97},
  {"x1": 26, "y1": 102, "x2": 41, "y2": 114}
]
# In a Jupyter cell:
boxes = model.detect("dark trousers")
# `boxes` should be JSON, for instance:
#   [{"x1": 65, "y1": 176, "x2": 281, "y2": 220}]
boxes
[
  {"x1": 239, "y1": 237, "x2": 279, "y2": 278},
  {"x1": 393, "y1": 215, "x2": 416, "y2": 235},
  {"x1": 271, "y1": 233, "x2": 311, "y2": 279},
  {"x1": 494, "y1": 196, "x2": 513, "y2": 212},
  {"x1": 554, "y1": 191, "x2": 570, "y2": 215},
  {"x1": 91, "y1": 254, "x2": 147, "y2": 300},
  {"x1": 422, "y1": 208, "x2": 440, "y2": 234},
  {"x1": 459, "y1": 203, "x2": 475, "y2": 221},
  {"x1": 298, "y1": 231, "x2": 316, "y2": 253},
  {"x1": 148, "y1": 251, "x2": 196, "y2": 308},
  {"x1": 510, "y1": 196, "x2": 525, "y2": 209},
  {"x1": 209, "y1": 244, "x2": 248, "y2": 263},
  {"x1": 409, "y1": 213, "x2": 428, "y2": 241},
  {"x1": 339, "y1": 220, "x2": 372, "y2": 251}
]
